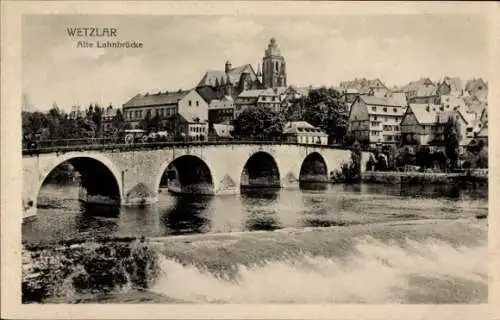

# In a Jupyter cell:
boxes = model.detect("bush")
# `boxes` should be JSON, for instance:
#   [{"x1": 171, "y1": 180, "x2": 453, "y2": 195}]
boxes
[{"x1": 22, "y1": 239, "x2": 160, "y2": 303}]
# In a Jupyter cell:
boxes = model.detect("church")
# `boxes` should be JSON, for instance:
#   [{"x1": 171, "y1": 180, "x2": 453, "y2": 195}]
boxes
[{"x1": 196, "y1": 38, "x2": 288, "y2": 103}]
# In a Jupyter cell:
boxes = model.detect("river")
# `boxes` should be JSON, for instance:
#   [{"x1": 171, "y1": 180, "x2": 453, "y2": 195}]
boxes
[{"x1": 23, "y1": 182, "x2": 488, "y2": 303}]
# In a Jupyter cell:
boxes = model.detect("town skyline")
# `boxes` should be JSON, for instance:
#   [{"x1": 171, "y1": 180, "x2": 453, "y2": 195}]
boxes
[{"x1": 23, "y1": 14, "x2": 489, "y2": 111}]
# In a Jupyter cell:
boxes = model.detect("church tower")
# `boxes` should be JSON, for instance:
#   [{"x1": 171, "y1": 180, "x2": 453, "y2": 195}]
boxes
[{"x1": 262, "y1": 38, "x2": 287, "y2": 89}]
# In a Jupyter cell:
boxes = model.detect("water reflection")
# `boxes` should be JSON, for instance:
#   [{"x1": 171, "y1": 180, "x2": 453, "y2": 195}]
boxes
[
  {"x1": 299, "y1": 181, "x2": 328, "y2": 191},
  {"x1": 160, "y1": 195, "x2": 212, "y2": 235},
  {"x1": 25, "y1": 182, "x2": 488, "y2": 242}
]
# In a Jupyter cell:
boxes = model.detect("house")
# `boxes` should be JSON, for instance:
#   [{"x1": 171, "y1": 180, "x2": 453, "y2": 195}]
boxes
[
  {"x1": 438, "y1": 95, "x2": 466, "y2": 111},
  {"x1": 208, "y1": 95, "x2": 235, "y2": 125},
  {"x1": 234, "y1": 88, "x2": 281, "y2": 117},
  {"x1": 339, "y1": 78, "x2": 389, "y2": 103},
  {"x1": 348, "y1": 95, "x2": 407, "y2": 146},
  {"x1": 283, "y1": 121, "x2": 328, "y2": 145},
  {"x1": 400, "y1": 104, "x2": 477, "y2": 151},
  {"x1": 165, "y1": 112, "x2": 209, "y2": 141},
  {"x1": 407, "y1": 85, "x2": 439, "y2": 104},
  {"x1": 100, "y1": 106, "x2": 118, "y2": 134},
  {"x1": 122, "y1": 88, "x2": 208, "y2": 130},
  {"x1": 400, "y1": 104, "x2": 444, "y2": 146},
  {"x1": 436, "y1": 77, "x2": 464, "y2": 97},
  {"x1": 400, "y1": 78, "x2": 435, "y2": 100},
  {"x1": 465, "y1": 78, "x2": 488, "y2": 97}
]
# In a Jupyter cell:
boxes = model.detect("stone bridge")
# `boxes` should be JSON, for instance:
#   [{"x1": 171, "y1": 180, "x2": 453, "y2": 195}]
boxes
[{"x1": 23, "y1": 143, "x2": 366, "y2": 218}]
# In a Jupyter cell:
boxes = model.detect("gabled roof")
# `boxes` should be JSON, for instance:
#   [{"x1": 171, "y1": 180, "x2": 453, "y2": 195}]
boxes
[
  {"x1": 197, "y1": 64, "x2": 257, "y2": 87},
  {"x1": 465, "y1": 78, "x2": 488, "y2": 93},
  {"x1": 387, "y1": 92, "x2": 408, "y2": 107},
  {"x1": 476, "y1": 126, "x2": 488, "y2": 138},
  {"x1": 407, "y1": 104, "x2": 442, "y2": 124},
  {"x1": 359, "y1": 95, "x2": 401, "y2": 107},
  {"x1": 238, "y1": 88, "x2": 277, "y2": 98},
  {"x1": 441, "y1": 77, "x2": 464, "y2": 93},
  {"x1": 123, "y1": 90, "x2": 193, "y2": 108},
  {"x1": 283, "y1": 121, "x2": 327, "y2": 136},
  {"x1": 178, "y1": 110, "x2": 206, "y2": 124},
  {"x1": 415, "y1": 85, "x2": 438, "y2": 97},
  {"x1": 196, "y1": 86, "x2": 220, "y2": 104}
]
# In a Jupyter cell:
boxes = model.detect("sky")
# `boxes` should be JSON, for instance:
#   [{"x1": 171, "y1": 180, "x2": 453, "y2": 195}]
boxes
[{"x1": 22, "y1": 14, "x2": 490, "y2": 112}]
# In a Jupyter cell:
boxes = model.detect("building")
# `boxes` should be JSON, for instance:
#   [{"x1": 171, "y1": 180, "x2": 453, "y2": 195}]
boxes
[
  {"x1": 400, "y1": 78, "x2": 435, "y2": 101},
  {"x1": 234, "y1": 88, "x2": 282, "y2": 117},
  {"x1": 438, "y1": 95, "x2": 466, "y2": 111},
  {"x1": 339, "y1": 78, "x2": 389, "y2": 103},
  {"x1": 436, "y1": 77, "x2": 464, "y2": 97},
  {"x1": 348, "y1": 95, "x2": 407, "y2": 146},
  {"x1": 465, "y1": 78, "x2": 488, "y2": 97},
  {"x1": 100, "y1": 106, "x2": 118, "y2": 135},
  {"x1": 407, "y1": 85, "x2": 439, "y2": 104},
  {"x1": 283, "y1": 121, "x2": 328, "y2": 145},
  {"x1": 196, "y1": 38, "x2": 288, "y2": 100},
  {"x1": 122, "y1": 88, "x2": 208, "y2": 131},
  {"x1": 262, "y1": 38, "x2": 287, "y2": 88},
  {"x1": 165, "y1": 112, "x2": 209, "y2": 141},
  {"x1": 208, "y1": 95, "x2": 235, "y2": 125},
  {"x1": 400, "y1": 104, "x2": 478, "y2": 150},
  {"x1": 400, "y1": 104, "x2": 445, "y2": 146}
]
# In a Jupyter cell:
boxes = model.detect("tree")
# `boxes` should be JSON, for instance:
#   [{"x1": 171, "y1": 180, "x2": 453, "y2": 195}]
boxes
[
  {"x1": 302, "y1": 87, "x2": 348, "y2": 144},
  {"x1": 233, "y1": 107, "x2": 283, "y2": 140},
  {"x1": 443, "y1": 117, "x2": 459, "y2": 171}
]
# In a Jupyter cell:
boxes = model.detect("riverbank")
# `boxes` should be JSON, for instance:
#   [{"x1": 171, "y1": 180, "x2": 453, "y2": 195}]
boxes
[{"x1": 361, "y1": 170, "x2": 488, "y2": 185}]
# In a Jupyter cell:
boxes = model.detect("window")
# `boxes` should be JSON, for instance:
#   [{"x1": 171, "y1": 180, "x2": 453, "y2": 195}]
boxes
[
  {"x1": 373, "y1": 116, "x2": 378, "y2": 120},
  {"x1": 383, "y1": 107, "x2": 387, "y2": 112},
  {"x1": 393, "y1": 108, "x2": 397, "y2": 113},
  {"x1": 372, "y1": 106, "x2": 376, "y2": 111},
  {"x1": 196, "y1": 101, "x2": 199, "y2": 107},
  {"x1": 189, "y1": 100, "x2": 192, "y2": 106},
  {"x1": 467, "y1": 128, "x2": 473, "y2": 132}
]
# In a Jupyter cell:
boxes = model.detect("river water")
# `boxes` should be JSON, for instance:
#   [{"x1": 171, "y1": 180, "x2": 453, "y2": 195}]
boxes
[{"x1": 23, "y1": 183, "x2": 488, "y2": 303}]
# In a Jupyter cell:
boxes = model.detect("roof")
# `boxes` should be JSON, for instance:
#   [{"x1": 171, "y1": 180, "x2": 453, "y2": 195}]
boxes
[
  {"x1": 441, "y1": 77, "x2": 464, "y2": 93},
  {"x1": 178, "y1": 110, "x2": 205, "y2": 124},
  {"x1": 123, "y1": 90, "x2": 192, "y2": 108},
  {"x1": 407, "y1": 104, "x2": 443, "y2": 124},
  {"x1": 197, "y1": 64, "x2": 257, "y2": 87},
  {"x1": 283, "y1": 121, "x2": 327, "y2": 136},
  {"x1": 209, "y1": 96, "x2": 234, "y2": 109},
  {"x1": 196, "y1": 86, "x2": 219, "y2": 104},
  {"x1": 359, "y1": 95, "x2": 401, "y2": 107},
  {"x1": 212, "y1": 123, "x2": 234, "y2": 138},
  {"x1": 387, "y1": 92, "x2": 408, "y2": 107},
  {"x1": 415, "y1": 85, "x2": 437, "y2": 97},
  {"x1": 238, "y1": 88, "x2": 277, "y2": 98},
  {"x1": 400, "y1": 78, "x2": 434, "y2": 92},
  {"x1": 476, "y1": 126, "x2": 488, "y2": 138},
  {"x1": 465, "y1": 78, "x2": 488, "y2": 93}
]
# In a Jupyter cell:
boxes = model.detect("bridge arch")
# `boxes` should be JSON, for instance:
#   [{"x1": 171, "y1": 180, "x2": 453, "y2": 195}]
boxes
[
  {"x1": 240, "y1": 151, "x2": 281, "y2": 188},
  {"x1": 156, "y1": 155, "x2": 215, "y2": 195},
  {"x1": 35, "y1": 153, "x2": 123, "y2": 209},
  {"x1": 299, "y1": 152, "x2": 329, "y2": 182}
]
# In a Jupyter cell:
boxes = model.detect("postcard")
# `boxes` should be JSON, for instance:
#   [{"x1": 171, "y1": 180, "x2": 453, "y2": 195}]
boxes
[{"x1": 1, "y1": 1, "x2": 498, "y2": 319}]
